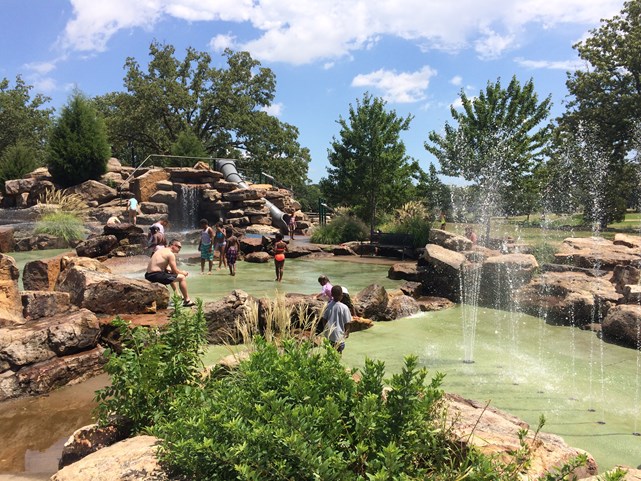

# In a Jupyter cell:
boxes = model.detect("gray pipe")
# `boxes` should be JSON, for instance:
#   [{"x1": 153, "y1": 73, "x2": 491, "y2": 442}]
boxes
[{"x1": 214, "y1": 159, "x2": 289, "y2": 232}]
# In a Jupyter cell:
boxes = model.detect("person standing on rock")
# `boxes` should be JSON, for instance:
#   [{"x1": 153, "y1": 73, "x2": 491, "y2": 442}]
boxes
[
  {"x1": 145, "y1": 239, "x2": 195, "y2": 307},
  {"x1": 198, "y1": 219, "x2": 215, "y2": 275},
  {"x1": 273, "y1": 232, "x2": 287, "y2": 282},
  {"x1": 127, "y1": 197, "x2": 139, "y2": 225}
]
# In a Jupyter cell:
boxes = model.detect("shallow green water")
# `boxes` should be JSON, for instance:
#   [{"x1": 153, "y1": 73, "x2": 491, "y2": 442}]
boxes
[
  {"x1": 343, "y1": 306, "x2": 641, "y2": 471},
  {"x1": 3, "y1": 249, "x2": 640, "y2": 474}
]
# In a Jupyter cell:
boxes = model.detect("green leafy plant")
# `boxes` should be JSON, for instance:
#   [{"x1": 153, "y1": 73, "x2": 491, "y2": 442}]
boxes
[
  {"x1": 0, "y1": 142, "x2": 41, "y2": 189},
  {"x1": 380, "y1": 200, "x2": 432, "y2": 248},
  {"x1": 94, "y1": 297, "x2": 207, "y2": 433},
  {"x1": 155, "y1": 339, "x2": 458, "y2": 480},
  {"x1": 310, "y1": 210, "x2": 369, "y2": 244},
  {"x1": 33, "y1": 210, "x2": 85, "y2": 243}
]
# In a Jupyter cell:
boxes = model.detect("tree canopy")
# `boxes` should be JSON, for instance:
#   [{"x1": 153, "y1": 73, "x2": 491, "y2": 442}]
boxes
[
  {"x1": 0, "y1": 75, "x2": 53, "y2": 161},
  {"x1": 320, "y1": 93, "x2": 420, "y2": 230},
  {"x1": 559, "y1": 0, "x2": 641, "y2": 225},
  {"x1": 48, "y1": 91, "x2": 110, "y2": 188},
  {"x1": 94, "y1": 42, "x2": 310, "y2": 189},
  {"x1": 425, "y1": 76, "x2": 552, "y2": 231}
]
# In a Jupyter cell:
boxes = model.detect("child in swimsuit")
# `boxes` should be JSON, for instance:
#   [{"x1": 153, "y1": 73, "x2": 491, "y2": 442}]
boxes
[
  {"x1": 224, "y1": 228, "x2": 239, "y2": 276},
  {"x1": 273, "y1": 232, "x2": 287, "y2": 282}
]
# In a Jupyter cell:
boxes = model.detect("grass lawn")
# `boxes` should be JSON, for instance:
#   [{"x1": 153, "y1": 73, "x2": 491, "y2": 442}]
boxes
[{"x1": 433, "y1": 211, "x2": 641, "y2": 251}]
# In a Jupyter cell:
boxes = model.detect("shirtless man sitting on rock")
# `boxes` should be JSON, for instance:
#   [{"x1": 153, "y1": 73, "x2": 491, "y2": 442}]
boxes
[{"x1": 145, "y1": 239, "x2": 195, "y2": 307}]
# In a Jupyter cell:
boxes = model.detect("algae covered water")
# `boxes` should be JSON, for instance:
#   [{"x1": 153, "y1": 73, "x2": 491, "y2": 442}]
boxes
[{"x1": 3, "y1": 249, "x2": 640, "y2": 475}]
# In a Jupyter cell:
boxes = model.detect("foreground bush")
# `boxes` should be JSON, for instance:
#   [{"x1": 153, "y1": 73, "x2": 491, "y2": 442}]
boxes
[
  {"x1": 96, "y1": 303, "x2": 589, "y2": 481},
  {"x1": 95, "y1": 299, "x2": 207, "y2": 433}
]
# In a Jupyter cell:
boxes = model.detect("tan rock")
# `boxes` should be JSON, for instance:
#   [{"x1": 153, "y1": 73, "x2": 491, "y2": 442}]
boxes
[
  {"x1": 66, "y1": 180, "x2": 117, "y2": 204},
  {"x1": 22, "y1": 252, "x2": 80, "y2": 291},
  {"x1": 21, "y1": 290, "x2": 72, "y2": 320},
  {"x1": 57, "y1": 266, "x2": 169, "y2": 314},
  {"x1": 0, "y1": 254, "x2": 23, "y2": 326},
  {"x1": 0, "y1": 225, "x2": 16, "y2": 253},
  {"x1": 130, "y1": 169, "x2": 170, "y2": 203},
  {"x1": 445, "y1": 393, "x2": 598, "y2": 479},
  {"x1": 51, "y1": 435, "x2": 169, "y2": 481}
]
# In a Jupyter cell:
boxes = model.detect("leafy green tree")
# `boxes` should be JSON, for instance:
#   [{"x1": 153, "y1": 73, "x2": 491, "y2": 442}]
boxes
[
  {"x1": 169, "y1": 130, "x2": 208, "y2": 167},
  {"x1": 426, "y1": 76, "x2": 552, "y2": 237},
  {"x1": 48, "y1": 91, "x2": 110, "y2": 187},
  {"x1": 0, "y1": 75, "x2": 53, "y2": 160},
  {"x1": 294, "y1": 182, "x2": 322, "y2": 212},
  {"x1": 0, "y1": 142, "x2": 41, "y2": 188},
  {"x1": 95, "y1": 42, "x2": 310, "y2": 189},
  {"x1": 560, "y1": 0, "x2": 641, "y2": 226},
  {"x1": 320, "y1": 93, "x2": 420, "y2": 231},
  {"x1": 415, "y1": 163, "x2": 452, "y2": 217}
]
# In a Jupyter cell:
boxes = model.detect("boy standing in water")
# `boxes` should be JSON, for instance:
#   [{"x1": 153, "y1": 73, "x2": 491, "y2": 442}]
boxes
[
  {"x1": 273, "y1": 232, "x2": 287, "y2": 282},
  {"x1": 198, "y1": 219, "x2": 215, "y2": 274},
  {"x1": 321, "y1": 285, "x2": 352, "y2": 353}
]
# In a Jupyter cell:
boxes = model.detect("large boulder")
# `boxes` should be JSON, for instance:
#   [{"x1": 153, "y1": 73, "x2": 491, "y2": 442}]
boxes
[
  {"x1": 23, "y1": 252, "x2": 75, "y2": 291},
  {"x1": 0, "y1": 308, "x2": 100, "y2": 370},
  {"x1": 149, "y1": 189, "x2": 178, "y2": 204},
  {"x1": 602, "y1": 304, "x2": 641, "y2": 348},
  {"x1": 2, "y1": 346, "x2": 105, "y2": 401},
  {"x1": 75, "y1": 235, "x2": 119, "y2": 258},
  {"x1": 26, "y1": 179, "x2": 56, "y2": 206},
  {"x1": 0, "y1": 254, "x2": 23, "y2": 326},
  {"x1": 385, "y1": 292, "x2": 420, "y2": 319},
  {"x1": 4, "y1": 177, "x2": 36, "y2": 195},
  {"x1": 51, "y1": 435, "x2": 170, "y2": 481},
  {"x1": 555, "y1": 237, "x2": 641, "y2": 270},
  {"x1": 613, "y1": 233, "x2": 641, "y2": 249},
  {"x1": 130, "y1": 168, "x2": 170, "y2": 203},
  {"x1": 445, "y1": 393, "x2": 597, "y2": 479},
  {"x1": 388, "y1": 263, "x2": 425, "y2": 282},
  {"x1": 203, "y1": 289, "x2": 255, "y2": 344},
  {"x1": 421, "y1": 244, "x2": 466, "y2": 301},
  {"x1": 0, "y1": 225, "x2": 16, "y2": 253},
  {"x1": 223, "y1": 188, "x2": 265, "y2": 202},
  {"x1": 612, "y1": 265, "x2": 641, "y2": 294},
  {"x1": 59, "y1": 422, "x2": 132, "y2": 469},
  {"x1": 354, "y1": 284, "x2": 389, "y2": 321},
  {"x1": 66, "y1": 180, "x2": 117, "y2": 204},
  {"x1": 429, "y1": 228, "x2": 473, "y2": 252},
  {"x1": 21, "y1": 290, "x2": 72, "y2": 320},
  {"x1": 103, "y1": 223, "x2": 145, "y2": 242},
  {"x1": 479, "y1": 253, "x2": 539, "y2": 309},
  {"x1": 515, "y1": 270, "x2": 621, "y2": 326},
  {"x1": 245, "y1": 252, "x2": 270, "y2": 263},
  {"x1": 56, "y1": 266, "x2": 169, "y2": 314}
]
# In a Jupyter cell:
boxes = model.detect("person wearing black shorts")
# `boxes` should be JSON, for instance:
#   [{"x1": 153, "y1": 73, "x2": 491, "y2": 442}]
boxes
[{"x1": 145, "y1": 239, "x2": 195, "y2": 307}]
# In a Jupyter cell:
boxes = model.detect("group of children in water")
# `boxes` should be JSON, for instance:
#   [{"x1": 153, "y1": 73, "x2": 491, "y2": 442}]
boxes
[
  {"x1": 197, "y1": 219, "x2": 238, "y2": 276},
  {"x1": 196, "y1": 218, "x2": 353, "y2": 352}
]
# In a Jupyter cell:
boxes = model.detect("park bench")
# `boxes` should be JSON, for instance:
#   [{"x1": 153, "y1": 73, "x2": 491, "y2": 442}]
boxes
[{"x1": 361, "y1": 232, "x2": 414, "y2": 260}]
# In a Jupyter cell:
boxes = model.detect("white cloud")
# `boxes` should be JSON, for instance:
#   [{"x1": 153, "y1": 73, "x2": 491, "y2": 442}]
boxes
[
  {"x1": 60, "y1": 0, "x2": 623, "y2": 65},
  {"x1": 24, "y1": 61, "x2": 57, "y2": 75},
  {"x1": 33, "y1": 77, "x2": 57, "y2": 93},
  {"x1": 474, "y1": 27, "x2": 516, "y2": 59},
  {"x1": 261, "y1": 102, "x2": 283, "y2": 117},
  {"x1": 209, "y1": 33, "x2": 237, "y2": 52},
  {"x1": 351, "y1": 66, "x2": 437, "y2": 103},
  {"x1": 450, "y1": 75, "x2": 463, "y2": 86},
  {"x1": 515, "y1": 57, "x2": 584, "y2": 71}
]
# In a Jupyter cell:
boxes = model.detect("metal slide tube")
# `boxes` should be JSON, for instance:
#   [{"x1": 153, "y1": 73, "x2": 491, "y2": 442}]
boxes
[{"x1": 214, "y1": 159, "x2": 289, "y2": 232}]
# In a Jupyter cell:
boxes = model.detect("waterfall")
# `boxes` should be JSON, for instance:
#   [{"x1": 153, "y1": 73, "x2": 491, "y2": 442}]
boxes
[{"x1": 172, "y1": 184, "x2": 201, "y2": 230}]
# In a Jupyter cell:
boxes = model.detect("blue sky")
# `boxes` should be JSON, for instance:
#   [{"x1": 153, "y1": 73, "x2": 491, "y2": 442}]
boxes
[{"x1": 0, "y1": 0, "x2": 624, "y2": 183}]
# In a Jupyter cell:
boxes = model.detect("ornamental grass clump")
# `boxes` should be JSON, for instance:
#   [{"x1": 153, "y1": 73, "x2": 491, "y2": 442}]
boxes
[{"x1": 33, "y1": 188, "x2": 89, "y2": 243}]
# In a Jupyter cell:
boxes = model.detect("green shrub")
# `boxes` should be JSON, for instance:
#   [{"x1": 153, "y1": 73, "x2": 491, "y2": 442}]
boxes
[
  {"x1": 310, "y1": 211, "x2": 369, "y2": 244},
  {"x1": 34, "y1": 210, "x2": 86, "y2": 243},
  {"x1": 531, "y1": 242, "x2": 557, "y2": 266},
  {"x1": 380, "y1": 201, "x2": 432, "y2": 248},
  {"x1": 155, "y1": 338, "x2": 460, "y2": 480},
  {"x1": 0, "y1": 142, "x2": 41, "y2": 189},
  {"x1": 94, "y1": 298, "x2": 207, "y2": 433},
  {"x1": 47, "y1": 91, "x2": 110, "y2": 188}
]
